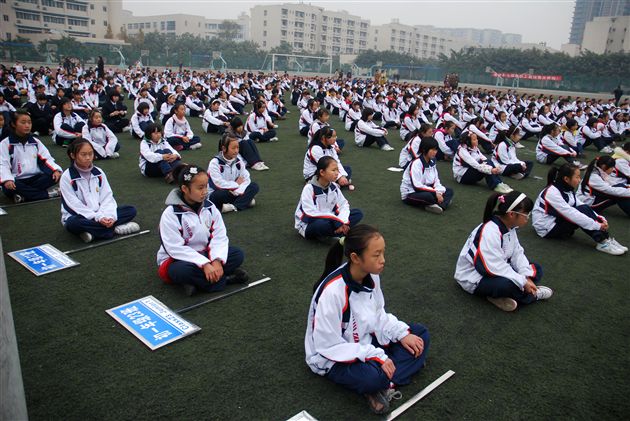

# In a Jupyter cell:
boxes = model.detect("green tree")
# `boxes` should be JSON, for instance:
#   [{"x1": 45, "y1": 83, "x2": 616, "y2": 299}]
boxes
[
  {"x1": 105, "y1": 24, "x2": 114, "y2": 39},
  {"x1": 217, "y1": 20, "x2": 241, "y2": 41}
]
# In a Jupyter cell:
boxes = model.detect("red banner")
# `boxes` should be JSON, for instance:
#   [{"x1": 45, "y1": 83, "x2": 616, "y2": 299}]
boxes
[{"x1": 492, "y1": 72, "x2": 562, "y2": 81}]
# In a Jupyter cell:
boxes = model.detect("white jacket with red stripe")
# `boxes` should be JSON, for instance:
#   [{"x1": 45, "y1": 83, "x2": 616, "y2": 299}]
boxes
[
  {"x1": 532, "y1": 183, "x2": 602, "y2": 237},
  {"x1": 455, "y1": 216, "x2": 536, "y2": 294},
  {"x1": 0, "y1": 135, "x2": 62, "y2": 183},
  {"x1": 576, "y1": 167, "x2": 630, "y2": 205},
  {"x1": 536, "y1": 134, "x2": 574, "y2": 163},
  {"x1": 400, "y1": 156, "x2": 446, "y2": 199},
  {"x1": 294, "y1": 179, "x2": 350, "y2": 237},
  {"x1": 305, "y1": 263, "x2": 410, "y2": 375}
]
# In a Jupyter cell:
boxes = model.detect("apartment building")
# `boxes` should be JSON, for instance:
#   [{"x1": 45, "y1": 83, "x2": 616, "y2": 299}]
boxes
[
  {"x1": 368, "y1": 19, "x2": 466, "y2": 60},
  {"x1": 249, "y1": 3, "x2": 370, "y2": 55},
  {"x1": 582, "y1": 15, "x2": 630, "y2": 53},
  {"x1": 120, "y1": 11, "x2": 250, "y2": 41},
  {"x1": 569, "y1": 0, "x2": 629, "y2": 45},
  {"x1": 0, "y1": 0, "x2": 123, "y2": 44}
]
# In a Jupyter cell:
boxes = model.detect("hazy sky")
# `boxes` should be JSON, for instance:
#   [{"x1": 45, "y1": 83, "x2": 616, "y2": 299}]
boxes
[{"x1": 122, "y1": 0, "x2": 576, "y2": 50}]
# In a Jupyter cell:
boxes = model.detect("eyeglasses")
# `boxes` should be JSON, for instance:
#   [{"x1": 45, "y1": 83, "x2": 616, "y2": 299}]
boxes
[{"x1": 512, "y1": 211, "x2": 531, "y2": 220}]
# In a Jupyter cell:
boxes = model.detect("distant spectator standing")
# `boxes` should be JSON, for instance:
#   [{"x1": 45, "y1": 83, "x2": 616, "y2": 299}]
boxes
[{"x1": 613, "y1": 85, "x2": 623, "y2": 106}]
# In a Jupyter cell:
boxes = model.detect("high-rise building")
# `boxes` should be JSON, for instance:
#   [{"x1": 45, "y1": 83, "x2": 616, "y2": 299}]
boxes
[
  {"x1": 581, "y1": 15, "x2": 630, "y2": 53},
  {"x1": 569, "y1": 0, "x2": 630, "y2": 45},
  {"x1": 0, "y1": 0, "x2": 124, "y2": 44},
  {"x1": 249, "y1": 3, "x2": 370, "y2": 55}
]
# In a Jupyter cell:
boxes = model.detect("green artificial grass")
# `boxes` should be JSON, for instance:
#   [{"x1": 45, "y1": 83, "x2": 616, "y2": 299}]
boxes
[{"x1": 1, "y1": 96, "x2": 629, "y2": 421}]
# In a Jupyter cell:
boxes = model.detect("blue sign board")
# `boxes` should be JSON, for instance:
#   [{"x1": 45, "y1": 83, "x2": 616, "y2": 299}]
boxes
[
  {"x1": 107, "y1": 296, "x2": 200, "y2": 350},
  {"x1": 8, "y1": 243, "x2": 79, "y2": 276}
]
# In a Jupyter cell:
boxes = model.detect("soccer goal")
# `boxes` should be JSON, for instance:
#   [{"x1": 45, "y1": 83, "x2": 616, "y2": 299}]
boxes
[{"x1": 261, "y1": 53, "x2": 332, "y2": 74}]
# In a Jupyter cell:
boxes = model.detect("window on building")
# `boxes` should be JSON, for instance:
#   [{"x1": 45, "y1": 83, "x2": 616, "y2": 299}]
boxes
[
  {"x1": 3, "y1": 15, "x2": 8, "y2": 22},
  {"x1": 263, "y1": 20, "x2": 267, "y2": 26},
  {"x1": 90, "y1": 19, "x2": 95, "y2": 24},
  {"x1": 16, "y1": 11, "x2": 40, "y2": 21},
  {"x1": 6, "y1": 32, "x2": 11, "y2": 40},
  {"x1": 166, "y1": 21, "x2": 175, "y2": 30},
  {"x1": 263, "y1": 30, "x2": 267, "y2": 36},
  {"x1": 67, "y1": 2, "x2": 87, "y2": 12},
  {"x1": 263, "y1": 41, "x2": 266, "y2": 47},
  {"x1": 103, "y1": 6, "x2": 107, "y2": 12},
  {"x1": 264, "y1": 9, "x2": 267, "y2": 16},
  {"x1": 281, "y1": 8, "x2": 288, "y2": 15},
  {"x1": 127, "y1": 23, "x2": 132, "y2": 29},
  {"x1": 90, "y1": 3, "x2": 93, "y2": 9},
  {"x1": 160, "y1": 21, "x2": 165, "y2": 30}
]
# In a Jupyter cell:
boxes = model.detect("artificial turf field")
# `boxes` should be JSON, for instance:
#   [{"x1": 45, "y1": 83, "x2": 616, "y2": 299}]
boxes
[{"x1": 1, "y1": 93, "x2": 628, "y2": 420}]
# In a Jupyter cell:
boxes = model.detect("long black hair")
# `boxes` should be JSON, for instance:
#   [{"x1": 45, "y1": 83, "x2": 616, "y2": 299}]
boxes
[
  {"x1": 547, "y1": 163, "x2": 579, "y2": 186},
  {"x1": 315, "y1": 224, "x2": 382, "y2": 291},
  {"x1": 483, "y1": 191, "x2": 533, "y2": 223},
  {"x1": 580, "y1": 156, "x2": 615, "y2": 194}
]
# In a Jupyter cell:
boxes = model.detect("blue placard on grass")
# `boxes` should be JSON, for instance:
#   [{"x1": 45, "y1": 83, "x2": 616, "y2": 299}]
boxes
[
  {"x1": 8, "y1": 243, "x2": 79, "y2": 276},
  {"x1": 107, "y1": 296, "x2": 200, "y2": 350}
]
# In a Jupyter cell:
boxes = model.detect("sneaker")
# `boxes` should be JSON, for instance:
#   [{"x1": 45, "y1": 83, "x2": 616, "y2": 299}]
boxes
[
  {"x1": 251, "y1": 162, "x2": 268, "y2": 171},
  {"x1": 600, "y1": 146, "x2": 613, "y2": 154},
  {"x1": 515, "y1": 142, "x2": 525, "y2": 149},
  {"x1": 381, "y1": 144, "x2": 395, "y2": 151},
  {"x1": 487, "y1": 296, "x2": 518, "y2": 312},
  {"x1": 493, "y1": 183, "x2": 513, "y2": 194},
  {"x1": 610, "y1": 238, "x2": 628, "y2": 253},
  {"x1": 425, "y1": 204, "x2": 444, "y2": 214},
  {"x1": 225, "y1": 268, "x2": 250, "y2": 284},
  {"x1": 509, "y1": 173, "x2": 525, "y2": 180},
  {"x1": 13, "y1": 194, "x2": 25, "y2": 204},
  {"x1": 33, "y1": 131, "x2": 40, "y2": 136},
  {"x1": 595, "y1": 238, "x2": 625, "y2": 256},
  {"x1": 47, "y1": 187, "x2": 60, "y2": 198},
  {"x1": 269, "y1": 137, "x2": 279, "y2": 142},
  {"x1": 79, "y1": 232, "x2": 93, "y2": 243},
  {"x1": 365, "y1": 388, "x2": 401, "y2": 415},
  {"x1": 573, "y1": 160, "x2": 588, "y2": 170},
  {"x1": 535, "y1": 286, "x2": 554, "y2": 300},
  {"x1": 114, "y1": 221, "x2": 141, "y2": 236},
  {"x1": 248, "y1": 199, "x2": 256, "y2": 208},
  {"x1": 183, "y1": 284, "x2": 197, "y2": 297},
  {"x1": 189, "y1": 143, "x2": 203, "y2": 150},
  {"x1": 122, "y1": 126, "x2": 132, "y2": 133},
  {"x1": 164, "y1": 172, "x2": 175, "y2": 184},
  {"x1": 221, "y1": 203, "x2": 238, "y2": 213},
  {"x1": 260, "y1": 163, "x2": 270, "y2": 170},
  {"x1": 112, "y1": 152, "x2": 120, "y2": 159},
  {"x1": 273, "y1": 124, "x2": 279, "y2": 129}
]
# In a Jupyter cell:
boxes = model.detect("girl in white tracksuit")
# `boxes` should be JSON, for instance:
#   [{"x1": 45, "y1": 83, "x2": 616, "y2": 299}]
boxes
[
  {"x1": 81, "y1": 110, "x2": 120, "y2": 159},
  {"x1": 202, "y1": 99, "x2": 230, "y2": 134},
  {"x1": 344, "y1": 101, "x2": 362, "y2": 132},
  {"x1": 399, "y1": 124, "x2": 433, "y2": 168},
  {"x1": 400, "y1": 137, "x2": 454, "y2": 213},
  {"x1": 453, "y1": 132, "x2": 512, "y2": 193},
  {"x1": 536, "y1": 123, "x2": 582, "y2": 166},
  {"x1": 304, "y1": 127, "x2": 351, "y2": 186},
  {"x1": 157, "y1": 164, "x2": 247, "y2": 296},
  {"x1": 455, "y1": 191, "x2": 552, "y2": 312},
  {"x1": 577, "y1": 156, "x2": 630, "y2": 217},
  {"x1": 60, "y1": 139, "x2": 139, "y2": 243},
  {"x1": 491, "y1": 126, "x2": 533, "y2": 179},
  {"x1": 305, "y1": 225, "x2": 429, "y2": 415},
  {"x1": 355, "y1": 108, "x2": 393, "y2": 151},
  {"x1": 139, "y1": 122, "x2": 182, "y2": 182},
  {"x1": 53, "y1": 98, "x2": 86, "y2": 146},
  {"x1": 0, "y1": 111, "x2": 62, "y2": 203},
  {"x1": 399, "y1": 104, "x2": 422, "y2": 142},
  {"x1": 130, "y1": 102, "x2": 155, "y2": 140},
  {"x1": 612, "y1": 142, "x2": 630, "y2": 181},
  {"x1": 295, "y1": 156, "x2": 362, "y2": 239},
  {"x1": 246, "y1": 101, "x2": 277, "y2": 143},
  {"x1": 164, "y1": 103, "x2": 202, "y2": 151},
  {"x1": 532, "y1": 164, "x2": 627, "y2": 255},
  {"x1": 207, "y1": 136, "x2": 259, "y2": 213}
]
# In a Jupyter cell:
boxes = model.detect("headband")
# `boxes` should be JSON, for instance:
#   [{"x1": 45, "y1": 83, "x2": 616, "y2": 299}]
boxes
[{"x1": 506, "y1": 193, "x2": 527, "y2": 213}]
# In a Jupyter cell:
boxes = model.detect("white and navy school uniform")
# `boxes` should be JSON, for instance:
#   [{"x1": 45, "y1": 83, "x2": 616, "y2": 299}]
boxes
[
  {"x1": 0, "y1": 134, "x2": 61, "y2": 201},
  {"x1": 492, "y1": 138, "x2": 533, "y2": 178},
  {"x1": 163, "y1": 116, "x2": 201, "y2": 150},
  {"x1": 207, "y1": 152, "x2": 259, "y2": 211},
  {"x1": 344, "y1": 108, "x2": 361, "y2": 132},
  {"x1": 560, "y1": 129, "x2": 582, "y2": 155},
  {"x1": 304, "y1": 139, "x2": 350, "y2": 181},
  {"x1": 455, "y1": 216, "x2": 542, "y2": 305},
  {"x1": 157, "y1": 188, "x2": 244, "y2": 293},
  {"x1": 52, "y1": 112, "x2": 85, "y2": 146},
  {"x1": 401, "y1": 155, "x2": 453, "y2": 209},
  {"x1": 575, "y1": 125, "x2": 607, "y2": 152},
  {"x1": 139, "y1": 137, "x2": 181, "y2": 178},
  {"x1": 355, "y1": 120, "x2": 390, "y2": 148},
  {"x1": 399, "y1": 135, "x2": 422, "y2": 168},
  {"x1": 453, "y1": 144, "x2": 502, "y2": 189},
  {"x1": 612, "y1": 147, "x2": 630, "y2": 181},
  {"x1": 532, "y1": 181, "x2": 608, "y2": 243},
  {"x1": 536, "y1": 134, "x2": 577, "y2": 165},
  {"x1": 159, "y1": 102, "x2": 174, "y2": 125},
  {"x1": 433, "y1": 128, "x2": 458, "y2": 160},
  {"x1": 202, "y1": 108, "x2": 229, "y2": 134},
  {"x1": 400, "y1": 114, "x2": 421, "y2": 142},
  {"x1": 81, "y1": 123, "x2": 120, "y2": 159},
  {"x1": 488, "y1": 119, "x2": 510, "y2": 142},
  {"x1": 130, "y1": 111, "x2": 154, "y2": 139},
  {"x1": 577, "y1": 166, "x2": 630, "y2": 216},
  {"x1": 520, "y1": 118, "x2": 542, "y2": 140},
  {"x1": 382, "y1": 106, "x2": 401, "y2": 129},
  {"x1": 60, "y1": 164, "x2": 136, "y2": 240},
  {"x1": 294, "y1": 179, "x2": 362, "y2": 239},
  {"x1": 246, "y1": 112, "x2": 276, "y2": 143},
  {"x1": 299, "y1": 108, "x2": 314, "y2": 136},
  {"x1": 305, "y1": 263, "x2": 428, "y2": 394}
]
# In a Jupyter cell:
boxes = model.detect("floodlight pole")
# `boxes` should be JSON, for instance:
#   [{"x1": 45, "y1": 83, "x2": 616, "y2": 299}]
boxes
[{"x1": 271, "y1": 54, "x2": 275, "y2": 73}]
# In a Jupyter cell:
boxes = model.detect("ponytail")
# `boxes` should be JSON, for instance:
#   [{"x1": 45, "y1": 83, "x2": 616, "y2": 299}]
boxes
[
  {"x1": 547, "y1": 163, "x2": 578, "y2": 186},
  {"x1": 580, "y1": 156, "x2": 615, "y2": 194},
  {"x1": 314, "y1": 224, "x2": 382, "y2": 292},
  {"x1": 482, "y1": 191, "x2": 533, "y2": 223}
]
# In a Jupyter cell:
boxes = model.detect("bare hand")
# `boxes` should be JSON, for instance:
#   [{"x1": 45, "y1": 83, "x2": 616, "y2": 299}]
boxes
[
  {"x1": 381, "y1": 359, "x2": 396, "y2": 380},
  {"x1": 436, "y1": 192, "x2": 444, "y2": 204},
  {"x1": 203, "y1": 260, "x2": 224, "y2": 283},
  {"x1": 400, "y1": 333, "x2": 424, "y2": 358},
  {"x1": 491, "y1": 167, "x2": 500, "y2": 174},
  {"x1": 599, "y1": 221, "x2": 609, "y2": 231},
  {"x1": 99, "y1": 217, "x2": 114, "y2": 228},
  {"x1": 52, "y1": 171, "x2": 61, "y2": 182},
  {"x1": 337, "y1": 176, "x2": 349, "y2": 186},
  {"x1": 236, "y1": 176, "x2": 245, "y2": 185},
  {"x1": 524, "y1": 278, "x2": 538, "y2": 295},
  {"x1": 182, "y1": 136, "x2": 190, "y2": 143},
  {"x1": 3, "y1": 180, "x2": 16, "y2": 190}
]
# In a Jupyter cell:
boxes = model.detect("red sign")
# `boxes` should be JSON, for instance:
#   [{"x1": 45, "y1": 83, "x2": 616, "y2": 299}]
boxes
[{"x1": 492, "y1": 72, "x2": 562, "y2": 81}]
